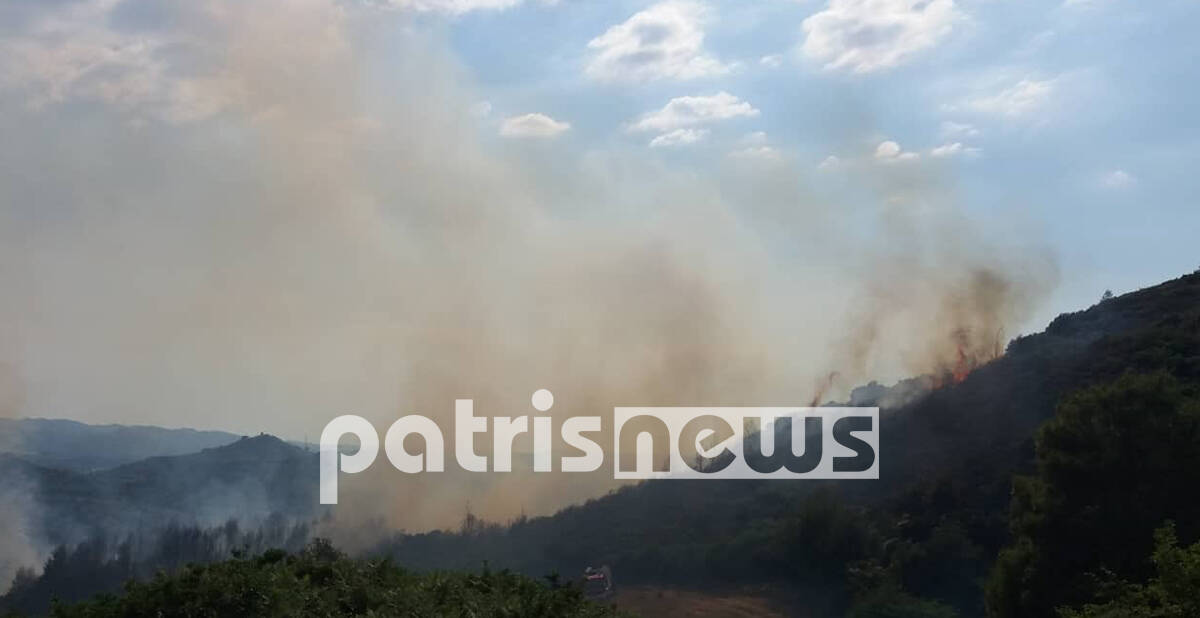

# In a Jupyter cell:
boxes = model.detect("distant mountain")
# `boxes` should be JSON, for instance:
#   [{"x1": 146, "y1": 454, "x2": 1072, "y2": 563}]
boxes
[
  {"x1": 2, "y1": 434, "x2": 321, "y2": 550},
  {"x1": 0, "y1": 417, "x2": 240, "y2": 472},
  {"x1": 91, "y1": 434, "x2": 320, "y2": 526}
]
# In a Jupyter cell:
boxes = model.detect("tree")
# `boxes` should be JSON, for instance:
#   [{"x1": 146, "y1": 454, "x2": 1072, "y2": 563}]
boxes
[
  {"x1": 1060, "y1": 523, "x2": 1200, "y2": 618},
  {"x1": 49, "y1": 540, "x2": 627, "y2": 617},
  {"x1": 986, "y1": 373, "x2": 1200, "y2": 617}
]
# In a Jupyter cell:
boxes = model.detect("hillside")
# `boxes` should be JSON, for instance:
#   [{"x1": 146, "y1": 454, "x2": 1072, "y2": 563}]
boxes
[
  {"x1": 3, "y1": 434, "x2": 321, "y2": 550},
  {"x1": 878, "y1": 269, "x2": 1200, "y2": 488},
  {"x1": 377, "y1": 271, "x2": 1200, "y2": 615},
  {"x1": 0, "y1": 418, "x2": 239, "y2": 472}
]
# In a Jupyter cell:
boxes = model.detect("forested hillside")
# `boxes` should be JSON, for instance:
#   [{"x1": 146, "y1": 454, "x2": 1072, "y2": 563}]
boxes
[
  {"x1": 1, "y1": 435, "x2": 321, "y2": 563},
  {"x1": 5, "y1": 272, "x2": 1199, "y2": 617},
  {"x1": 374, "y1": 271, "x2": 1200, "y2": 616}
]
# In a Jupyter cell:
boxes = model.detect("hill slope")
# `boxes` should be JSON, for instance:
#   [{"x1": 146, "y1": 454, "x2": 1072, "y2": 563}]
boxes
[
  {"x1": 0, "y1": 418, "x2": 240, "y2": 472},
  {"x1": 377, "y1": 271, "x2": 1200, "y2": 614},
  {"x1": 3, "y1": 434, "x2": 321, "y2": 550}
]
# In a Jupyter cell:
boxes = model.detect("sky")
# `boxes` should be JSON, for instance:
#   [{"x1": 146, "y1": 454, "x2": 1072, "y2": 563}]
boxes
[
  {"x1": 438, "y1": 0, "x2": 1199, "y2": 310},
  {"x1": 0, "y1": 0, "x2": 1197, "y2": 446}
]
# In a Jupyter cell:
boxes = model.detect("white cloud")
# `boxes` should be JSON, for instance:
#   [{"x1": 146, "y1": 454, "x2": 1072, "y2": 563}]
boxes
[
  {"x1": 939, "y1": 120, "x2": 979, "y2": 139},
  {"x1": 499, "y1": 113, "x2": 570, "y2": 138},
  {"x1": 741, "y1": 131, "x2": 769, "y2": 145},
  {"x1": 629, "y1": 92, "x2": 758, "y2": 133},
  {"x1": 817, "y1": 155, "x2": 841, "y2": 170},
  {"x1": 728, "y1": 132, "x2": 782, "y2": 161},
  {"x1": 929, "y1": 142, "x2": 980, "y2": 158},
  {"x1": 874, "y1": 140, "x2": 919, "y2": 161},
  {"x1": 955, "y1": 78, "x2": 1055, "y2": 117},
  {"x1": 760, "y1": 54, "x2": 783, "y2": 68},
  {"x1": 729, "y1": 146, "x2": 782, "y2": 162},
  {"x1": 801, "y1": 0, "x2": 960, "y2": 74},
  {"x1": 648, "y1": 128, "x2": 709, "y2": 147},
  {"x1": 585, "y1": 1, "x2": 730, "y2": 82},
  {"x1": 384, "y1": 0, "x2": 527, "y2": 15},
  {"x1": 1101, "y1": 169, "x2": 1136, "y2": 189},
  {"x1": 875, "y1": 141, "x2": 900, "y2": 158}
]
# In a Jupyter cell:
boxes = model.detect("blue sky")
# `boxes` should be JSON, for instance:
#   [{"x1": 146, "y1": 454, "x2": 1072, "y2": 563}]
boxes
[{"x1": 431, "y1": 0, "x2": 1200, "y2": 322}]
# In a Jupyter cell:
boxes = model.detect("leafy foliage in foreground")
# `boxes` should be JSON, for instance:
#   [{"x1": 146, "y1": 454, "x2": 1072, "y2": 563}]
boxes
[
  {"x1": 46, "y1": 540, "x2": 625, "y2": 618},
  {"x1": 1060, "y1": 523, "x2": 1200, "y2": 618},
  {"x1": 2, "y1": 517, "x2": 312, "y2": 616},
  {"x1": 986, "y1": 372, "x2": 1200, "y2": 617}
]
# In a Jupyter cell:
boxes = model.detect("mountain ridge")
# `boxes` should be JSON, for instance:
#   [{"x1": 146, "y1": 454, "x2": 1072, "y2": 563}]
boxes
[
  {"x1": 1, "y1": 431, "x2": 321, "y2": 553},
  {"x1": 0, "y1": 417, "x2": 241, "y2": 472}
]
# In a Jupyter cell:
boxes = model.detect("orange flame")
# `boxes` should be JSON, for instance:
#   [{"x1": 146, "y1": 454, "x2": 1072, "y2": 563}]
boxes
[
  {"x1": 951, "y1": 346, "x2": 971, "y2": 384},
  {"x1": 934, "y1": 326, "x2": 1008, "y2": 388}
]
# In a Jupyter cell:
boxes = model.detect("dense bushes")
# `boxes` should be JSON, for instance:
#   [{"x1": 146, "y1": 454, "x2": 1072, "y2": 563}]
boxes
[
  {"x1": 45, "y1": 540, "x2": 625, "y2": 618},
  {"x1": 986, "y1": 373, "x2": 1200, "y2": 617},
  {"x1": 1, "y1": 517, "x2": 311, "y2": 616},
  {"x1": 1060, "y1": 523, "x2": 1200, "y2": 618}
]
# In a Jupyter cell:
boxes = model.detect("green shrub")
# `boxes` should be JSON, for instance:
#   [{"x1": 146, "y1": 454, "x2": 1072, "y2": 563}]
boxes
[{"x1": 49, "y1": 539, "x2": 627, "y2": 618}]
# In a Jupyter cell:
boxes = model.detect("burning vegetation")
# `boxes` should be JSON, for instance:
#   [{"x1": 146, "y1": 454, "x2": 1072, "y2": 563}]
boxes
[{"x1": 809, "y1": 265, "x2": 1048, "y2": 407}]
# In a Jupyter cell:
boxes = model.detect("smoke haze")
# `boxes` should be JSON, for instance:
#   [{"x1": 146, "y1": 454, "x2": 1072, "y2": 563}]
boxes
[{"x1": 0, "y1": 0, "x2": 1057, "y2": 534}]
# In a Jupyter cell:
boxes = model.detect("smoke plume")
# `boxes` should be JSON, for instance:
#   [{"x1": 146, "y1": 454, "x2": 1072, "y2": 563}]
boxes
[{"x1": 0, "y1": 0, "x2": 1057, "y2": 537}]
